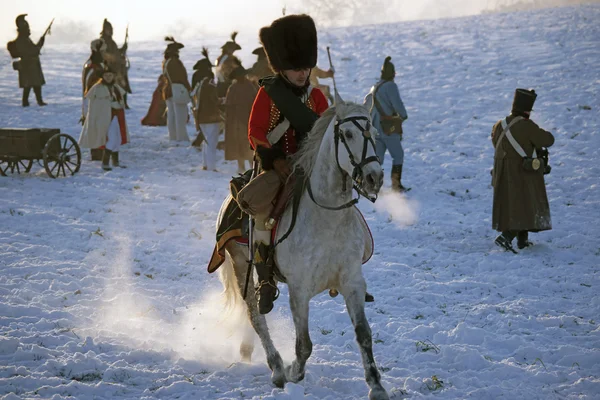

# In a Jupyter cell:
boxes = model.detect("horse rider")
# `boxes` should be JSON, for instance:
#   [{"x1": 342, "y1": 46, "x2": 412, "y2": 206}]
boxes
[
  {"x1": 246, "y1": 14, "x2": 329, "y2": 314},
  {"x1": 100, "y1": 19, "x2": 131, "y2": 106}
]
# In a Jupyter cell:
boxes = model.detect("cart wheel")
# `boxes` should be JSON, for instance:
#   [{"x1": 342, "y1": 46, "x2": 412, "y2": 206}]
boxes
[
  {"x1": 0, "y1": 158, "x2": 33, "y2": 176},
  {"x1": 42, "y1": 134, "x2": 81, "y2": 178}
]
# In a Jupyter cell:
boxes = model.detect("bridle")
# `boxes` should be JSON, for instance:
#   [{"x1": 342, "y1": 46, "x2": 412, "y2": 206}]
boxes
[{"x1": 307, "y1": 115, "x2": 380, "y2": 211}]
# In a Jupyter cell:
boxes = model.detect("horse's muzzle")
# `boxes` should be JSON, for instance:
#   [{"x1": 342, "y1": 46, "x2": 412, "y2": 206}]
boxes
[{"x1": 362, "y1": 168, "x2": 384, "y2": 195}]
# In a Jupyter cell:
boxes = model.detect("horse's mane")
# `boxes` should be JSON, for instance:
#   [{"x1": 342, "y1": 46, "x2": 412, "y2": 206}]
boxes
[{"x1": 292, "y1": 102, "x2": 370, "y2": 179}]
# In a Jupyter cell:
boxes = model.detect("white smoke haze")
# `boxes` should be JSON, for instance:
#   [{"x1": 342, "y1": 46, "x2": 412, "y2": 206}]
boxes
[
  {"x1": 0, "y1": 0, "x2": 597, "y2": 45},
  {"x1": 375, "y1": 191, "x2": 420, "y2": 227}
]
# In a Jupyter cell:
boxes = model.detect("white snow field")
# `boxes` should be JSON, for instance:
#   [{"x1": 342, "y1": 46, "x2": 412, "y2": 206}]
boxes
[{"x1": 1, "y1": 5, "x2": 599, "y2": 400}]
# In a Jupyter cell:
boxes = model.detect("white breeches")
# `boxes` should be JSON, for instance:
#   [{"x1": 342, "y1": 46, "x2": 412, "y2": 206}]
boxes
[
  {"x1": 200, "y1": 123, "x2": 220, "y2": 171},
  {"x1": 106, "y1": 116, "x2": 122, "y2": 152},
  {"x1": 166, "y1": 98, "x2": 189, "y2": 142}
]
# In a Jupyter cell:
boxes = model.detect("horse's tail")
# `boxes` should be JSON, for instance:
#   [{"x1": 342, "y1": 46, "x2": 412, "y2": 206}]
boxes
[{"x1": 218, "y1": 250, "x2": 244, "y2": 313}]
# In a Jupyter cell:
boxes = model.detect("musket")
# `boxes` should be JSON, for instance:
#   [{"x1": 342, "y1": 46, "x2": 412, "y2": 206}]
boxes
[
  {"x1": 37, "y1": 18, "x2": 54, "y2": 46},
  {"x1": 42, "y1": 18, "x2": 55, "y2": 39}
]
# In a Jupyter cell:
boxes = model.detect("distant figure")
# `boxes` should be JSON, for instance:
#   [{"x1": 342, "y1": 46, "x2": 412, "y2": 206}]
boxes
[
  {"x1": 141, "y1": 74, "x2": 168, "y2": 126},
  {"x1": 216, "y1": 32, "x2": 242, "y2": 97},
  {"x1": 191, "y1": 47, "x2": 214, "y2": 94},
  {"x1": 81, "y1": 38, "x2": 107, "y2": 160},
  {"x1": 162, "y1": 37, "x2": 191, "y2": 142},
  {"x1": 310, "y1": 65, "x2": 334, "y2": 104},
  {"x1": 100, "y1": 19, "x2": 131, "y2": 104},
  {"x1": 193, "y1": 54, "x2": 223, "y2": 171},
  {"x1": 79, "y1": 65, "x2": 130, "y2": 171},
  {"x1": 491, "y1": 89, "x2": 555, "y2": 253},
  {"x1": 247, "y1": 46, "x2": 273, "y2": 83},
  {"x1": 6, "y1": 14, "x2": 48, "y2": 107},
  {"x1": 364, "y1": 56, "x2": 409, "y2": 192},
  {"x1": 224, "y1": 65, "x2": 257, "y2": 172}
]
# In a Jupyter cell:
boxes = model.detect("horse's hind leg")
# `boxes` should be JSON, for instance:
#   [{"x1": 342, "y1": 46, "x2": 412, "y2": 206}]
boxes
[
  {"x1": 341, "y1": 278, "x2": 389, "y2": 400},
  {"x1": 227, "y1": 243, "x2": 287, "y2": 388},
  {"x1": 240, "y1": 322, "x2": 255, "y2": 363},
  {"x1": 286, "y1": 291, "x2": 312, "y2": 383}
]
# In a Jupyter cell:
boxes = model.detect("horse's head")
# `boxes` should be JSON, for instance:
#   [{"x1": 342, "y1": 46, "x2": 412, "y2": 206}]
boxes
[{"x1": 331, "y1": 101, "x2": 384, "y2": 198}]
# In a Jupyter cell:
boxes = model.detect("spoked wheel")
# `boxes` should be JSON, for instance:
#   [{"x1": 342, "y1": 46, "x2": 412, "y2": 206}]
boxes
[
  {"x1": 42, "y1": 134, "x2": 81, "y2": 178},
  {"x1": 0, "y1": 158, "x2": 33, "y2": 176}
]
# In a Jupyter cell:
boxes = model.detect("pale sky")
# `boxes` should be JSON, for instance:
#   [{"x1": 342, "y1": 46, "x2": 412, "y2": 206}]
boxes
[
  {"x1": 2, "y1": 0, "x2": 593, "y2": 45},
  {"x1": 0, "y1": 0, "x2": 287, "y2": 44}
]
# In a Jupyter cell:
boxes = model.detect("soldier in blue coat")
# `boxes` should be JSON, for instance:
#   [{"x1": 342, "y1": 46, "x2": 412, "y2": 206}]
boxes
[{"x1": 364, "y1": 57, "x2": 409, "y2": 191}]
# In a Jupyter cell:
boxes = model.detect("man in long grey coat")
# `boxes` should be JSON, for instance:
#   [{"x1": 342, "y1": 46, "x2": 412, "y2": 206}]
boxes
[
  {"x1": 364, "y1": 57, "x2": 409, "y2": 191},
  {"x1": 491, "y1": 88, "x2": 555, "y2": 252},
  {"x1": 7, "y1": 14, "x2": 47, "y2": 107}
]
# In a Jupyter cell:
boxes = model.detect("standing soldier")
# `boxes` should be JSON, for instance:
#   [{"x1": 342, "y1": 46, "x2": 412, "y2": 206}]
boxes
[
  {"x1": 491, "y1": 89, "x2": 554, "y2": 253},
  {"x1": 162, "y1": 37, "x2": 191, "y2": 142},
  {"x1": 99, "y1": 19, "x2": 131, "y2": 105},
  {"x1": 6, "y1": 14, "x2": 50, "y2": 107},
  {"x1": 247, "y1": 46, "x2": 273, "y2": 83},
  {"x1": 364, "y1": 56, "x2": 409, "y2": 192},
  {"x1": 245, "y1": 14, "x2": 329, "y2": 314},
  {"x1": 224, "y1": 65, "x2": 257, "y2": 173},
  {"x1": 79, "y1": 65, "x2": 130, "y2": 171},
  {"x1": 216, "y1": 32, "x2": 242, "y2": 98},
  {"x1": 81, "y1": 38, "x2": 107, "y2": 161}
]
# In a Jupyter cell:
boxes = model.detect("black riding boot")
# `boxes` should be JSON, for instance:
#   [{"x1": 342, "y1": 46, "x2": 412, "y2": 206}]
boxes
[
  {"x1": 34, "y1": 86, "x2": 47, "y2": 106},
  {"x1": 391, "y1": 164, "x2": 408, "y2": 192},
  {"x1": 102, "y1": 149, "x2": 113, "y2": 171},
  {"x1": 254, "y1": 242, "x2": 279, "y2": 315},
  {"x1": 495, "y1": 231, "x2": 517, "y2": 253},
  {"x1": 517, "y1": 231, "x2": 532, "y2": 249},
  {"x1": 22, "y1": 87, "x2": 31, "y2": 107}
]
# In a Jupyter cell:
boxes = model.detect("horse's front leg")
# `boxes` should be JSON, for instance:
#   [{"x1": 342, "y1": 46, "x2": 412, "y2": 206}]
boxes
[
  {"x1": 342, "y1": 278, "x2": 389, "y2": 400},
  {"x1": 229, "y1": 246, "x2": 286, "y2": 388},
  {"x1": 286, "y1": 290, "x2": 312, "y2": 383}
]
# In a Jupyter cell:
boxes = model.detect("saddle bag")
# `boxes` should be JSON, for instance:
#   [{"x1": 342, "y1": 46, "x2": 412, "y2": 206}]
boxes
[
  {"x1": 235, "y1": 170, "x2": 282, "y2": 217},
  {"x1": 371, "y1": 83, "x2": 404, "y2": 136},
  {"x1": 379, "y1": 115, "x2": 403, "y2": 135}
]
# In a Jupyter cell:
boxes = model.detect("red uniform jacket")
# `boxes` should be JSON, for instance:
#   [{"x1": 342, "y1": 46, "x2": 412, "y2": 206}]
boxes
[{"x1": 248, "y1": 86, "x2": 329, "y2": 156}]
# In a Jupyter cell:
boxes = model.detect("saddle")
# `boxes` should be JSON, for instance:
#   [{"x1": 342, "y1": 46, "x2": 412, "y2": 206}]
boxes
[{"x1": 207, "y1": 171, "x2": 374, "y2": 274}]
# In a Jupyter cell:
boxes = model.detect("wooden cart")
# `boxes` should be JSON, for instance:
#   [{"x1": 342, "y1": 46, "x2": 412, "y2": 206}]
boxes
[{"x1": 0, "y1": 128, "x2": 82, "y2": 178}]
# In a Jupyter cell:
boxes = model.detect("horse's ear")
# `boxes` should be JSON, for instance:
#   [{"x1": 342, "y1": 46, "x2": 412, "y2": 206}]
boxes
[{"x1": 334, "y1": 88, "x2": 344, "y2": 106}]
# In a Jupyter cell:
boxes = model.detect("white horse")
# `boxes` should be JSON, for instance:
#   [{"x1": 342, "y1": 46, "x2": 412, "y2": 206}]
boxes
[{"x1": 217, "y1": 100, "x2": 389, "y2": 400}]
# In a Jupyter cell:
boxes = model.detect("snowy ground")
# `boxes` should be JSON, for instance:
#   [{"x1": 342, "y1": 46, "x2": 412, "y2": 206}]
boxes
[{"x1": 1, "y1": 5, "x2": 599, "y2": 400}]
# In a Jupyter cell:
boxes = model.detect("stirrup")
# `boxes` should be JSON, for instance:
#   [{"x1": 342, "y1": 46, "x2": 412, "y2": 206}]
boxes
[{"x1": 255, "y1": 280, "x2": 280, "y2": 301}]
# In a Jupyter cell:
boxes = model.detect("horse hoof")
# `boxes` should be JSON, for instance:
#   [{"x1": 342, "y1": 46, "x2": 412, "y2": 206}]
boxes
[
  {"x1": 271, "y1": 370, "x2": 286, "y2": 388},
  {"x1": 368, "y1": 387, "x2": 390, "y2": 400},
  {"x1": 285, "y1": 364, "x2": 305, "y2": 383},
  {"x1": 329, "y1": 289, "x2": 339, "y2": 297}
]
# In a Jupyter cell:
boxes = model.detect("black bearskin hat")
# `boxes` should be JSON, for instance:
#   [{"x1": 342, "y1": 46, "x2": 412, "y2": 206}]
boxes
[
  {"x1": 16, "y1": 14, "x2": 29, "y2": 30},
  {"x1": 259, "y1": 14, "x2": 317, "y2": 72},
  {"x1": 512, "y1": 88, "x2": 537, "y2": 113},
  {"x1": 164, "y1": 36, "x2": 184, "y2": 56},
  {"x1": 193, "y1": 47, "x2": 213, "y2": 72},
  {"x1": 381, "y1": 56, "x2": 395, "y2": 81},
  {"x1": 221, "y1": 32, "x2": 241, "y2": 52}
]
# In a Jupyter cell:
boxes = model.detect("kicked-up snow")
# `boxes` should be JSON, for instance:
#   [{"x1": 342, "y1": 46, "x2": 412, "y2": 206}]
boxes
[{"x1": 0, "y1": 5, "x2": 599, "y2": 400}]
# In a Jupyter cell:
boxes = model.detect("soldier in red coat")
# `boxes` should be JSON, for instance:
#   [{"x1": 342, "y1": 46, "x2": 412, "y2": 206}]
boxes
[{"x1": 246, "y1": 14, "x2": 328, "y2": 314}]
